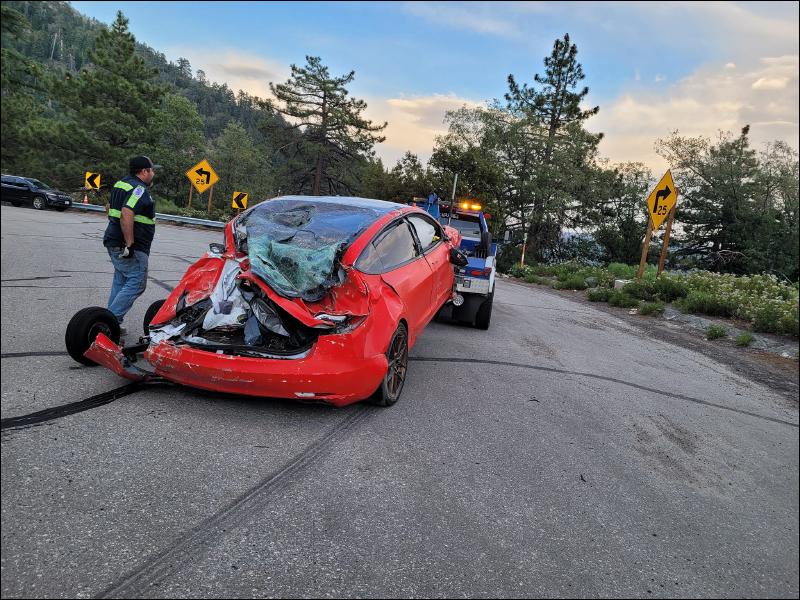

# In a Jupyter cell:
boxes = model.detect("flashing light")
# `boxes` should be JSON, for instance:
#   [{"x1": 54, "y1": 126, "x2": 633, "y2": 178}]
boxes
[
  {"x1": 460, "y1": 202, "x2": 468, "y2": 209},
  {"x1": 470, "y1": 203, "x2": 481, "y2": 210}
]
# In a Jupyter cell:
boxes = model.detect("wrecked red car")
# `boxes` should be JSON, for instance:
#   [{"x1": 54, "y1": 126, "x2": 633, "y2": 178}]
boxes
[{"x1": 66, "y1": 196, "x2": 464, "y2": 407}]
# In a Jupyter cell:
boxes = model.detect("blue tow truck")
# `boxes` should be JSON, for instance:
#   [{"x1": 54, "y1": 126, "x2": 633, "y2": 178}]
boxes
[{"x1": 409, "y1": 194, "x2": 496, "y2": 330}]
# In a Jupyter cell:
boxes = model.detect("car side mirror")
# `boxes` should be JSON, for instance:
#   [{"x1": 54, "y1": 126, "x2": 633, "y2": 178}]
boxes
[
  {"x1": 209, "y1": 243, "x2": 225, "y2": 254},
  {"x1": 449, "y1": 247, "x2": 469, "y2": 266}
]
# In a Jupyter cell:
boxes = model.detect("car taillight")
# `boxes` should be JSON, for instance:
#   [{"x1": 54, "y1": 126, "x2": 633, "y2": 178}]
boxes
[
  {"x1": 470, "y1": 270, "x2": 483, "y2": 276},
  {"x1": 484, "y1": 269, "x2": 491, "y2": 276}
]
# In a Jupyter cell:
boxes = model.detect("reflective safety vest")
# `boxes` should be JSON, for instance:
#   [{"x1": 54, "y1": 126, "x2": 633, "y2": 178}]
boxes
[{"x1": 102, "y1": 174, "x2": 156, "y2": 255}]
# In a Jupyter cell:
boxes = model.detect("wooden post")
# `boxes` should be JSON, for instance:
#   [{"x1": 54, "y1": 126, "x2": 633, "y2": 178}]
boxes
[
  {"x1": 188, "y1": 185, "x2": 193, "y2": 210},
  {"x1": 657, "y1": 207, "x2": 676, "y2": 276},
  {"x1": 637, "y1": 217, "x2": 654, "y2": 280},
  {"x1": 207, "y1": 184, "x2": 214, "y2": 215}
]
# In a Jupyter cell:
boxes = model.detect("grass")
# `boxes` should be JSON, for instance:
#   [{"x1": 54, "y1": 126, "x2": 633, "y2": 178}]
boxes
[
  {"x1": 735, "y1": 332, "x2": 755, "y2": 347},
  {"x1": 706, "y1": 325, "x2": 727, "y2": 340}
]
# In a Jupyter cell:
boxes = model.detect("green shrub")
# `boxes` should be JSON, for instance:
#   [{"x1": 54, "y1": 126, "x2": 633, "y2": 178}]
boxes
[
  {"x1": 553, "y1": 274, "x2": 588, "y2": 290},
  {"x1": 525, "y1": 273, "x2": 551, "y2": 285},
  {"x1": 607, "y1": 263, "x2": 637, "y2": 279},
  {"x1": 609, "y1": 292, "x2": 640, "y2": 308},
  {"x1": 735, "y1": 332, "x2": 755, "y2": 346},
  {"x1": 508, "y1": 265, "x2": 525, "y2": 278},
  {"x1": 706, "y1": 324, "x2": 726, "y2": 340},
  {"x1": 621, "y1": 281, "x2": 653, "y2": 301},
  {"x1": 639, "y1": 301, "x2": 666, "y2": 316},
  {"x1": 588, "y1": 288, "x2": 613, "y2": 302},
  {"x1": 650, "y1": 276, "x2": 689, "y2": 302}
]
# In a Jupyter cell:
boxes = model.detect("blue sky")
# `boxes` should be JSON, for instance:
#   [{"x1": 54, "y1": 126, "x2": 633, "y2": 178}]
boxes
[{"x1": 71, "y1": 1, "x2": 799, "y2": 171}]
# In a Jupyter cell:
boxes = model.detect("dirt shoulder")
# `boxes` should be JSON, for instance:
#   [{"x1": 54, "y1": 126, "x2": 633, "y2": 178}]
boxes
[{"x1": 501, "y1": 275, "x2": 799, "y2": 401}]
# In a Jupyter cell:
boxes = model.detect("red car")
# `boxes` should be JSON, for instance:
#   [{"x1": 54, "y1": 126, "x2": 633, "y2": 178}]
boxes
[{"x1": 66, "y1": 196, "x2": 465, "y2": 407}]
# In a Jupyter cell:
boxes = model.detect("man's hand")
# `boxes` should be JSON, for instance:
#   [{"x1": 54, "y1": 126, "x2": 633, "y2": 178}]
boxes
[{"x1": 117, "y1": 246, "x2": 135, "y2": 259}]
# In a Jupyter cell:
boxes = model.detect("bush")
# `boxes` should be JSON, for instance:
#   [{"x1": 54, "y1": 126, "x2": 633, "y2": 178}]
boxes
[
  {"x1": 508, "y1": 265, "x2": 526, "y2": 278},
  {"x1": 553, "y1": 274, "x2": 588, "y2": 290},
  {"x1": 735, "y1": 332, "x2": 755, "y2": 346},
  {"x1": 588, "y1": 288, "x2": 613, "y2": 302},
  {"x1": 525, "y1": 273, "x2": 551, "y2": 285},
  {"x1": 621, "y1": 281, "x2": 653, "y2": 301},
  {"x1": 609, "y1": 292, "x2": 640, "y2": 308},
  {"x1": 650, "y1": 276, "x2": 689, "y2": 302},
  {"x1": 706, "y1": 325, "x2": 726, "y2": 340},
  {"x1": 639, "y1": 301, "x2": 666, "y2": 316}
]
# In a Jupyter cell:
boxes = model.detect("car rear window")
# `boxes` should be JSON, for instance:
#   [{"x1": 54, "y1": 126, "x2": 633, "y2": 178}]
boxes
[{"x1": 239, "y1": 199, "x2": 383, "y2": 302}]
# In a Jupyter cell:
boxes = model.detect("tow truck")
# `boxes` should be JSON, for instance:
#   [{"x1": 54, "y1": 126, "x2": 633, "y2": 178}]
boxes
[{"x1": 409, "y1": 194, "x2": 496, "y2": 330}]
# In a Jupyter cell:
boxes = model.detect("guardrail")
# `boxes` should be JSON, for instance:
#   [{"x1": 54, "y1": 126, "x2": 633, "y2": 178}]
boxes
[{"x1": 73, "y1": 203, "x2": 226, "y2": 228}]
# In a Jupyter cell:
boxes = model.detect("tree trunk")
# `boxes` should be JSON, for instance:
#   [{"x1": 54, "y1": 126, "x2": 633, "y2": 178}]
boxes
[{"x1": 312, "y1": 151, "x2": 324, "y2": 196}]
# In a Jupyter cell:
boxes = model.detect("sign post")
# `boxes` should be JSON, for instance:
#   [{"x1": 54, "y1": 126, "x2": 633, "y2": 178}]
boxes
[
  {"x1": 638, "y1": 170, "x2": 678, "y2": 279},
  {"x1": 207, "y1": 185, "x2": 214, "y2": 216},
  {"x1": 185, "y1": 159, "x2": 219, "y2": 215},
  {"x1": 188, "y1": 185, "x2": 193, "y2": 211}
]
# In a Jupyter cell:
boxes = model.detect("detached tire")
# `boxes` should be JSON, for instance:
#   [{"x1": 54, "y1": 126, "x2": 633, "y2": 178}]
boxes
[
  {"x1": 143, "y1": 299, "x2": 167, "y2": 335},
  {"x1": 65, "y1": 307, "x2": 120, "y2": 366},
  {"x1": 475, "y1": 291, "x2": 494, "y2": 330},
  {"x1": 369, "y1": 323, "x2": 408, "y2": 407}
]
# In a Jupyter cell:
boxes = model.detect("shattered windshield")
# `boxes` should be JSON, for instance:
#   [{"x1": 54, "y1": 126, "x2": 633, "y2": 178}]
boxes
[{"x1": 240, "y1": 198, "x2": 382, "y2": 302}]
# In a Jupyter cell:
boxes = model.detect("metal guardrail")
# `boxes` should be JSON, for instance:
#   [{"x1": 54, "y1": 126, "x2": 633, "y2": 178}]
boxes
[{"x1": 72, "y1": 203, "x2": 226, "y2": 228}]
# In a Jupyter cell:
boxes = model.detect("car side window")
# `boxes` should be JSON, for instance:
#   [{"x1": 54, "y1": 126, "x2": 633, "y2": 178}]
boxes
[
  {"x1": 374, "y1": 221, "x2": 420, "y2": 270},
  {"x1": 354, "y1": 241, "x2": 385, "y2": 274},
  {"x1": 407, "y1": 215, "x2": 442, "y2": 252}
]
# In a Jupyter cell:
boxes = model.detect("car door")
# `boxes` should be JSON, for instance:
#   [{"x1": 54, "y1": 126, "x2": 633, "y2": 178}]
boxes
[
  {"x1": 1, "y1": 177, "x2": 22, "y2": 203},
  {"x1": 407, "y1": 214, "x2": 453, "y2": 315},
  {"x1": 359, "y1": 219, "x2": 435, "y2": 342}
]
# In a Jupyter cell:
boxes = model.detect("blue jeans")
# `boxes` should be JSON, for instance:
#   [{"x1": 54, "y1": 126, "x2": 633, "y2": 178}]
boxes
[{"x1": 107, "y1": 247, "x2": 149, "y2": 325}]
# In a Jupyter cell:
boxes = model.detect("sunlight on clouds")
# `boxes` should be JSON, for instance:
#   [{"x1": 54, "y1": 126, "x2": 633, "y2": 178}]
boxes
[
  {"x1": 166, "y1": 47, "x2": 289, "y2": 99},
  {"x1": 362, "y1": 92, "x2": 485, "y2": 166},
  {"x1": 589, "y1": 55, "x2": 799, "y2": 172}
]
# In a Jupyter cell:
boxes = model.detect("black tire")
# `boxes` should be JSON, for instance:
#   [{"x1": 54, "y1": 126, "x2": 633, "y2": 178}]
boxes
[
  {"x1": 65, "y1": 307, "x2": 121, "y2": 366},
  {"x1": 143, "y1": 299, "x2": 167, "y2": 335},
  {"x1": 369, "y1": 323, "x2": 408, "y2": 407},
  {"x1": 32, "y1": 195, "x2": 46, "y2": 210},
  {"x1": 475, "y1": 291, "x2": 494, "y2": 330}
]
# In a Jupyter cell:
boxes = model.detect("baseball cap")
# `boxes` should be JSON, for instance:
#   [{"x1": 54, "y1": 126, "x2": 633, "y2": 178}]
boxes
[{"x1": 129, "y1": 155, "x2": 162, "y2": 171}]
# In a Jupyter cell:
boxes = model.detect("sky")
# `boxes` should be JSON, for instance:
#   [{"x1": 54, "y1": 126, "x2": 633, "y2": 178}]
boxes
[{"x1": 70, "y1": 0, "x2": 799, "y2": 174}]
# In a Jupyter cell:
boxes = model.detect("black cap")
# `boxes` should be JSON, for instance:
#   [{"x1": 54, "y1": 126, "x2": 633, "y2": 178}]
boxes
[{"x1": 129, "y1": 155, "x2": 162, "y2": 172}]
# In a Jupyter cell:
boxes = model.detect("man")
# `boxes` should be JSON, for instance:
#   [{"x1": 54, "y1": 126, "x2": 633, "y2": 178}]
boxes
[{"x1": 103, "y1": 155, "x2": 160, "y2": 335}]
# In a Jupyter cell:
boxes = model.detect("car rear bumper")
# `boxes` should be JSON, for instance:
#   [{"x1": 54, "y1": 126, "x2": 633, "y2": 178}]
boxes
[{"x1": 87, "y1": 333, "x2": 388, "y2": 407}]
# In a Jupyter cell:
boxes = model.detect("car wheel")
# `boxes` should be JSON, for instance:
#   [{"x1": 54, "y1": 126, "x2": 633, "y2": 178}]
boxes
[
  {"x1": 65, "y1": 307, "x2": 121, "y2": 366},
  {"x1": 475, "y1": 291, "x2": 493, "y2": 330},
  {"x1": 32, "y1": 195, "x2": 46, "y2": 210},
  {"x1": 369, "y1": 323, "x2": 408, "y2": 407},
  {"x1": 143, "y1": 299, "x2": 167, "y2": 335}
]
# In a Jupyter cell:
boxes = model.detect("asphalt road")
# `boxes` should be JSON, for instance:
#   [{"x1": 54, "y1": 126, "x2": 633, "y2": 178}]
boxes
[{"x1": 1, "y1": 203, "x2": 798, "y2": 599}]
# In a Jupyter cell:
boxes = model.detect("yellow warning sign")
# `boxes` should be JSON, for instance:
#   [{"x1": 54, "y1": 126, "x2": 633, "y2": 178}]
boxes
[
  {"x1": 647, "y1": 170, "x2": 677, "y2": 230},
  {"x1": 232, "y1": 191, "x2": 248, "y2": 210},
  {"x1": 185, "y1": 159, "x2": 219, "y2": 194},
  {"x1": 85, "y1": 172, "x2": 101, "y2": 189}
]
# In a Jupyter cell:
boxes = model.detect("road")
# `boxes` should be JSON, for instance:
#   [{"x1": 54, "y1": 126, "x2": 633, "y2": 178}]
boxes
[{"x1": 1, "y1": 204, "x2": 798, "y2": 599}]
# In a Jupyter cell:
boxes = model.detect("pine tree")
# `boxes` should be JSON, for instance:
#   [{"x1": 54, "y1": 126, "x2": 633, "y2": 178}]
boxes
[
  {"x1": 260, "y1": 56, "x2": 386, "y2": 196},
  {"x1": 35, "y1": 11, "x2": 167, "y2": 189}
]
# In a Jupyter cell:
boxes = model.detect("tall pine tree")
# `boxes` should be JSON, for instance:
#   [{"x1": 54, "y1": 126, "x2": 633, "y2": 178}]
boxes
[
  {"x1": 34, "y1": 11, "x2": 167, "y2": 189},
  {"x1": 260, "y1": 56, "x2": 386, "y2": 196}
]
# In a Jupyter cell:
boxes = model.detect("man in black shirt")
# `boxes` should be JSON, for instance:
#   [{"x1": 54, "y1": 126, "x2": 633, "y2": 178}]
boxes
[{"x1": 103, "y1": 155, "x2": 160, "y2": 334}]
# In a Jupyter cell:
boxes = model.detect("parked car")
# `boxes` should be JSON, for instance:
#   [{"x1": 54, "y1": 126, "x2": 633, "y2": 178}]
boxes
[
  {"x1": 1, "y1": 175, "x2": 73, "y2": 211},
  {"x1": 66, "y1": 196, "x2": 463, "y2": 407}
]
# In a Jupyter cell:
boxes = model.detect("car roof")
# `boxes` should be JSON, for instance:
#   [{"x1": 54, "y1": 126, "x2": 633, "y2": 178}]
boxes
[{"x1": 270, "y1": 195, "x2": 405, "y2": 215}]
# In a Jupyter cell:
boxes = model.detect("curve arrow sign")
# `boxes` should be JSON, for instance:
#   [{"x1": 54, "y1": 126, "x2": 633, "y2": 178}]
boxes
[{"x1": 196, "y1": 168, "x2": 211, "y2": 185}]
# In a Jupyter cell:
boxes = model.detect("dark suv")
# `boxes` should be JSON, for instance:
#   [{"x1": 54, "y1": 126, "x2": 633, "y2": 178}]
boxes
[{"x1": 1, "y1": 175, "x2": 72, "y2": 211}]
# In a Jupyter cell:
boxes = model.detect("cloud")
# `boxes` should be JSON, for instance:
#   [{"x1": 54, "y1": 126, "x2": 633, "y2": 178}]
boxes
[
  {"x1": 402, "y1": 1, "x2": 522, "y2": 37},
  {"x1": 589, "y1": 55, "x2": 799, "y2": 171},
  {"x1": 655, "y1": 74, "x2": 666, "y2": 82},
  {"x1": 166, "y1": 47, "x2": 288, "y2": 99},
  {"x1": 361, "y1": 92, "x2": 485, "y2": 166}
]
